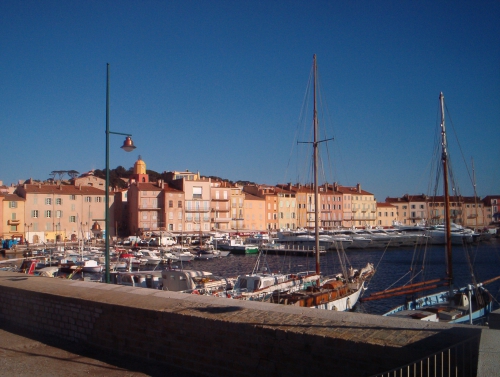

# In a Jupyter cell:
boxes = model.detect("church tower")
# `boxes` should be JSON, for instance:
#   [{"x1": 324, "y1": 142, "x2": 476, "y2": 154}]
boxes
[{"x1": 130, "y1": 155, "x2": 149, "y2": 183}]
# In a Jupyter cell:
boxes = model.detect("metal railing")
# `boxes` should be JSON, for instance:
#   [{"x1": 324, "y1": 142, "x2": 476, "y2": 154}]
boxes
[{"x1": 371, "y1": 335, "x2": 480, "y2": 377}]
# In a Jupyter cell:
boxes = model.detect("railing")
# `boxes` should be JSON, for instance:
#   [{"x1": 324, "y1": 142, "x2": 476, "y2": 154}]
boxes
[{"x1": 371, "y1": 335, "x2": 480, "y2": 377}]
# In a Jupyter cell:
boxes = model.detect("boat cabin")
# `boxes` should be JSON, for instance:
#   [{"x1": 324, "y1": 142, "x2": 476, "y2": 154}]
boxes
[
  {"x1": 114, "y1": 271, "x2": 163, "y2": 289},
  {"x1": 234, "y1": 274, "x2": 288, "y2": 293},
  {"x1": 161, "y1": 269, "x2": 229, "y2": 294}
]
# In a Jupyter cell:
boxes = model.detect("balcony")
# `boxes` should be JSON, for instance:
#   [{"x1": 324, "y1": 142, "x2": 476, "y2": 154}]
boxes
[
  {"x1": 8, "y1": 219, "x2": 20, "y2": 225},
  {"x1": 139, "y1": 205, "x2": 160, "y2": 211},
  {"x1": 185, "y1": 208, "x2": 210, "y2": 213},
  {"x1": 211, "y1": 217, "x2": 231, "y2": 223}
]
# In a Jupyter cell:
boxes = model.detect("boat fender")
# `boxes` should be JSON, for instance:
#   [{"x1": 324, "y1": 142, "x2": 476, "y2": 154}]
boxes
[{"x1": 192, "y1": 290, "x2": 200, "y2": 295}]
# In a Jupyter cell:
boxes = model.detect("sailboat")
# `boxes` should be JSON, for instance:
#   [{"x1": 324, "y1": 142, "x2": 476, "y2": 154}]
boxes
[
  {"x1": 267, "y1": 55, "x2": 374, "y2": 311},
  {"x1": 361, "y1": 93, "x2": 498, "y2": 324}
]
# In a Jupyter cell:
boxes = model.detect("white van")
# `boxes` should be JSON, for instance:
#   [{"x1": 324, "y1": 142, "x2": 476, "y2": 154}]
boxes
[{"x1": 160, "y1": 237, "x2": 176, "y2": 246}]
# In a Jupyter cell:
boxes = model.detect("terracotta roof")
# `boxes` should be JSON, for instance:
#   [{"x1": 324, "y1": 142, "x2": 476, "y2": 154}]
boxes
[
  {"x1": 377, "y1": 202, "x2": 396, "y2": 208},
  {"x1": 336, "y1": 186, "x2": 373, "y2": 195},
  {"x1": 0, "y1": 193, "x2": 24, "y2": 201},
  {"x1": 19, "y1": 184, "x2": 105, "y2": 195},
  {"x1": 482, "y1": 196, "x2": 500, "y2": 205},
  {"x1": 136, "y1": 182, "x2": 163, "y2": 191},
  {"x1": 244, "y1": 192, "x2": 263, "y2": 201}
]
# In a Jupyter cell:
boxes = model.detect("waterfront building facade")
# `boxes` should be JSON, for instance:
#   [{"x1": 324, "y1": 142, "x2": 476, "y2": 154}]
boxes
[
  {"x1": 243, "y1": 184, "x2": 279, "y2": 231},
  {"x1": 377, "y1": 202, "x2": 397, "y2": 228},
  {"x1": 209, "y1": 181, "x2": 231, "y2": 231},
  {"x1": 0, "y1": 193, "x2": 25, "y2": 243},
  {"x1": 320, "y1": 183, "x2": 343, "y2": 229},
  {"x1": 483, "y1": 195, "x2": 500, "y2": 225},
  {"x1": 243, "y1": 192, "x2": 266, "y2": 231},
  {"x1": 165, "y1": 171, "x2": 211, "y2": 233},
  {"x1": 230, "y1": 185, "x2": 245, "y2": 232},
  {"x1": 15, "y1": 182, "x2": 108, "y2": 244}
]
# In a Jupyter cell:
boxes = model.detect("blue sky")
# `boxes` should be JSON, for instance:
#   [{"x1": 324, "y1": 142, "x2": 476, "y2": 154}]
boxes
[{"x1": 1, "y1": 1, "x2": 498, "y2": 201}]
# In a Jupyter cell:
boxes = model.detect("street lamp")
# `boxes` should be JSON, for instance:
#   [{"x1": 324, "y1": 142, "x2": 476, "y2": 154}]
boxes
[
  {"x1": 24, "y1": 223, "x2": 32, "y2": 246},
  {"x1": 104, "y1": 63, "x2": 136, "y2": 283}
]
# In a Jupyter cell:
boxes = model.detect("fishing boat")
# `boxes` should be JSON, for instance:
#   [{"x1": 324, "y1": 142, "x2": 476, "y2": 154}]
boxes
[
  {"x1": 361, "y1": 93, "x2": 499, "y2": 324},
  {"x1": 267, "y1": 55, "x2": 374, "y2": 311}
]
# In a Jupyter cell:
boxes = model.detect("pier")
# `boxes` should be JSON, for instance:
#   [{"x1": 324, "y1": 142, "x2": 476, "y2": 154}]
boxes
[{"x1": 0, "y1": 270, "x2": 498, "y2": 376}]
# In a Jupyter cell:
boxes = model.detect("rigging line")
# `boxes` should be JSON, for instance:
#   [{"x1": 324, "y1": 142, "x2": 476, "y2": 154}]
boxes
[
  {"x1": 316, "y1": 76, "x2": 336, "y2": 184},
  {"x1": 444, "y1": 103, "x2": 476, "y2": 191},
  {"x1": 364, "y1": 239, "x2": 393, "y2": 290},
  {"x1": 283, "y1": 64, "x2": 313, "y2": 185},
  {"x1": 383, "y1": 270, "x2": 414, "y2": 292}
]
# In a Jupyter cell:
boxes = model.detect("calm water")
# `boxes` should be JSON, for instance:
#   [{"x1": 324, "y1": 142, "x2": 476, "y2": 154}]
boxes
[{"x1": 4, "y1": 239, "x2": 500, "y2": 316}]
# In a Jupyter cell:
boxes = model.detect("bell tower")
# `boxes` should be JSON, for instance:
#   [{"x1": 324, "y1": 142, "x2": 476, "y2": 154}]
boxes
[{"x1": 130, "y1": 155, "x2": 149, "y2": 183}]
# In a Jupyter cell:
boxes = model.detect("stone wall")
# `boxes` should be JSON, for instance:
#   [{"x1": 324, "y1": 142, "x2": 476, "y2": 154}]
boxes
[{"x1": 0, "y1": 271, "x2": 483, "y2": 377}]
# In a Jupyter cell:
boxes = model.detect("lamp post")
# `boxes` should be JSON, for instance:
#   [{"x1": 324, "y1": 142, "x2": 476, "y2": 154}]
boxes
[
  {"x1": 24, "y1": 223, "x2": 32, "y2": 246},
  {"x1": 104, "y1": 63, "x2": 136, "y2": 283}
]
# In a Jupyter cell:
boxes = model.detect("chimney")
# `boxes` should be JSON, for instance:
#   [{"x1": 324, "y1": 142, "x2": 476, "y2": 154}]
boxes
[
  {"x1": 357, "y1": 183, "x2": 361, "y2": 193},
  {"x1": 333, "y1": 182, "x2": 338, "y2": 191}
]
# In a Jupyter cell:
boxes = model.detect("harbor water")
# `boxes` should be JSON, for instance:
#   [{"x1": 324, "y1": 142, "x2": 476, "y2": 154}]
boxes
[
  {"x1": 181, "y1": 239, "x2": 500, "y2": 315},
  {"x1": 2, "y1": 239, "x2": 500, "y2": 316}
]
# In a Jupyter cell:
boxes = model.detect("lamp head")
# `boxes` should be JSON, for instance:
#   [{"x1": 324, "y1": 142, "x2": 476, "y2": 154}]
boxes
[{"x1": 121, "y1": 136, "x2": 136, "y2": 152}]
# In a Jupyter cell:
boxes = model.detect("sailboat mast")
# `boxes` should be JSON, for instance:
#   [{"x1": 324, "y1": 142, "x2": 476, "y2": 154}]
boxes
[
  {"x1": 313, "y1": 54, "x2": 320, "y2": 276},
  {"x1": 440, "y1": 92, "x2": 453, "y2": 287}
]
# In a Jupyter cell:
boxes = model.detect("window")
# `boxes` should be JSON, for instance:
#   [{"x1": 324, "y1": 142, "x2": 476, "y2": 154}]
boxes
[
  {"x1": 45, "y1": 198, "x2": 52, "y2": 205},
  {"x1": 178, "y1": 201, "x2": 182, "y2": 208},
  {"x1": 95, "y1": 197, "x2": 102, "y2": 203},
  {"x1": 70, "y1": 216, "x2": 76, "y2": 223},
  {"x1": 32, "y1": 210, "x2": 39, "y2": 218},
  {"x1": 45, "y1": 210, "x2": 52, "y2": 218},
  {"x1": 193, "y1": 187, "x2": 202, "y2": 199},
  {"x1": 9, "y1": 201, "x2": 17, "y2": 208},
  {"x1": 85, "y1": 196, "x2": 91, "y2": 203},
  {"x1": 169, "y1": 200, "x2": 173, "y2": 208},
  {"x1": 56, "y1": 198, "x2": 62, "y2": 205},
  {"x1": 70, "y1": 195, "x2": 76, "y2": 200},
  {"x1": 56, "y1": 210, "x2": 63, "y2": 218}
]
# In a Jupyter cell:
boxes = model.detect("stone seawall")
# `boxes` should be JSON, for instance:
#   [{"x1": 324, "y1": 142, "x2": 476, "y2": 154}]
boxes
[{"x1": 0, "y1": 271, "x2": 483, "y2": 377}]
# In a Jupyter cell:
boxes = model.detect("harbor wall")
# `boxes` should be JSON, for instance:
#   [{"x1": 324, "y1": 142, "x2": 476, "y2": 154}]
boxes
[{"x1": 0, "y1": 270, "x2": 485, "y2": 377}]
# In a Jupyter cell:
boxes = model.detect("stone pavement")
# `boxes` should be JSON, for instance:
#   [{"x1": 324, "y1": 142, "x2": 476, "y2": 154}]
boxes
[{"x1": 0, "y1": 324, "x2": 199, "y2": 377}]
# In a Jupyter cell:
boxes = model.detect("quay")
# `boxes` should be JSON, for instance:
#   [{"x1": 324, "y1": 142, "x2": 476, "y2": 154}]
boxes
[{"x1": 0, "y1": 270, "x2": 499, "y2": 377}]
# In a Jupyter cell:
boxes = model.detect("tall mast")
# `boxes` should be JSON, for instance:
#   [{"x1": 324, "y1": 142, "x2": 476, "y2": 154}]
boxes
[
  {"x1": 440, "y1": 92, "x2": 453, "y2": 288},
  {"x1": 313, "y1": 54, "x2": 320, "y2": 277}
]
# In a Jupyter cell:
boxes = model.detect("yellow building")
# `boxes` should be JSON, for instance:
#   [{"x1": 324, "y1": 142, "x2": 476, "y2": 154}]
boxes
[
  {"x1": 376, "y1": 202, "x2": 397, "y2": 228},
  {"x1": 0, "y1": 193, "x2": 25, "y2": 243},
  {"x1": 243, "y1": 192, "x2": 266, "y2": 231}
]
